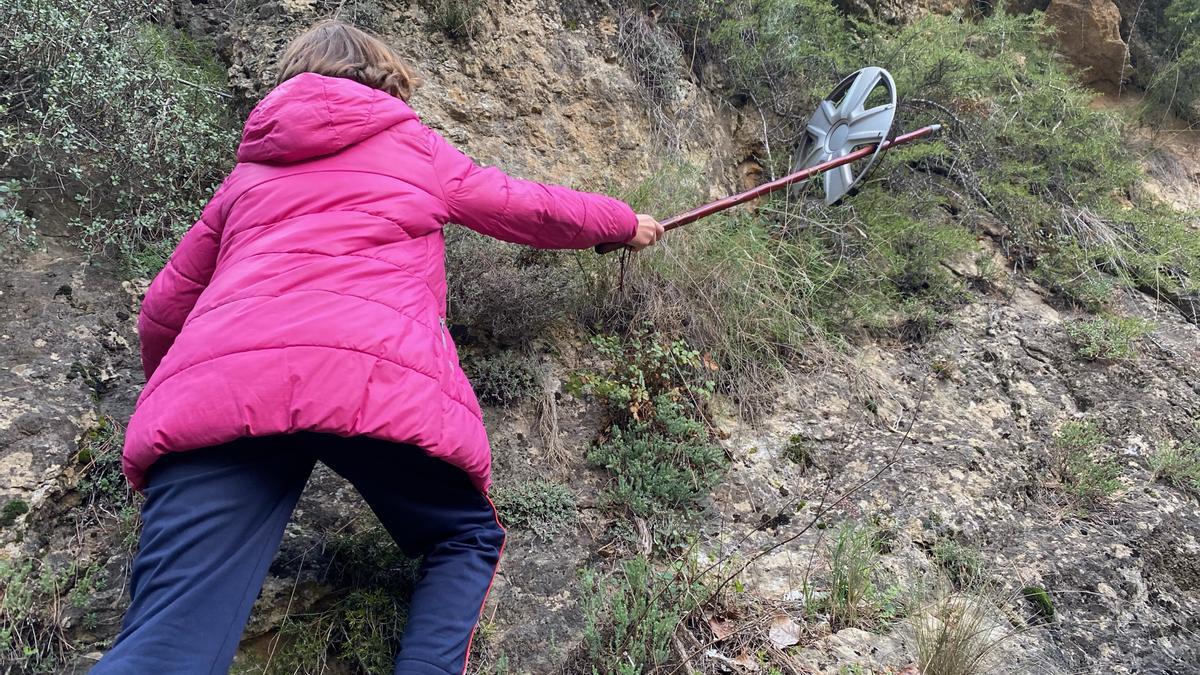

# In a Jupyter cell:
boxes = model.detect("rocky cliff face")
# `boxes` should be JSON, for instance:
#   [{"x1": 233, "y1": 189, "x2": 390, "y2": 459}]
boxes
[{"x1": 1, "y1": 1, "x2": 1198, "y2": 674}]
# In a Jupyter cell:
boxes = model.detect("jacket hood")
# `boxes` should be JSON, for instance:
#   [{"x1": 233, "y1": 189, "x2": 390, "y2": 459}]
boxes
[{"x1": 237, "y1": 73, "x2": 417, "y2": 164}]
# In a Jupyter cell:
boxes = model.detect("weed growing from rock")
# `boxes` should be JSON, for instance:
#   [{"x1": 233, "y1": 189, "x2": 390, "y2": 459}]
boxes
[
  {"x1": 490, "y1": 479, "x2": 578, "y2": 541},
  {"x1": 571, "y1": 333, "x2": 726, "y2": 542},
  {"x1": 580, "y1": 554, "x2": 712, "y2": 675},
  {"x1": 1151, "y1": 440, "x2": 1200, "y2": 495},
  {"x1": 931, "y1": 540, "x2": 982, "y2": 590},
  {"x1": 1053, "y1": 421, "x2": 1122, "y2": 506},
  {"x1": 425, "y1": 0, "x2": 482, "y2": 40},
  {"x1": 1065, "y1": 315, "x2": 1154, "y2": 361},
  {"x1": 817, "y1": 521, "x2": 894, "y2": 631},
  {"x1": 910, "y1": 586, "x2": 1006, "y2": 675},
  {"x1": 0, "y1": 499, "x2": 28, "y2": 528}
]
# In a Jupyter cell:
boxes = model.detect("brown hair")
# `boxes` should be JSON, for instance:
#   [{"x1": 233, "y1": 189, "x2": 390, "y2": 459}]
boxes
[{"x1": 276, "y1": 20, "x2": 422, "y2": 101}]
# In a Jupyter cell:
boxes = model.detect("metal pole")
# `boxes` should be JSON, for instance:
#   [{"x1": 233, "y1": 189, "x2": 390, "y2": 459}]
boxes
[{"x1": 596, "y1": 124, "x2": 943, "y2": 254}]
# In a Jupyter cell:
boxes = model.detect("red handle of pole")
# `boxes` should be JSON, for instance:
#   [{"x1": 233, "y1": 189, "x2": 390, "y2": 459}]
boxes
[{"x1": 596, "y1": 124, "x2": 942, "y2": 255}]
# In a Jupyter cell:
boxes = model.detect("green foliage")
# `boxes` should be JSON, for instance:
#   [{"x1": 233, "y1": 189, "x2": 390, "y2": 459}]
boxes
[
  {"x1": 588, "y1": 396, "x2": 726, "y2": 518},
  {"x1": 581, "y1": 555, "x2": 709, "y2": 674},
  {"x1": 0, "y1": 0, "x2": 238, "y2": 274},
  {"x1": 1151, "y1": 441, "x2": 1200, "y2": 495},
  {"x1": 572, "y1": 333, "x2": 726, "y2": 523},
  {"x1": 0, "y1": 499, "x2": 28, "y2": 527},
  {"x1": 461, "y1": 348, "x2": 540, "y2": 406},
  {"x1": 77, "y1": 417, "x2": 134, "y2": 507},
  {"x1": 1065, "y1": 315, "x2": 1153, "y2": 361},
  {"x1": 0, "y1": 557, "x2": 111, "y2": 672},
  {"x1": 267, "y1": 522, "x2": 420, "y2": 674},
  {"x1": 782, "y1": 434, "x2": 816, "y2": 468},
  {"x1": 1132, "y1": 0, "x2": 1200, "y2": 123},
  {"x1": 1053, "y1": 421, "x2": 1121, "y2": 504},
  {"x1": 931, "y1": 540, "x2": 981, "y2": 590},
  {"x1": 820, "y1": 521, "x2": 889, "y2": 630},
  {"x1": 1021, "y1": 585, "x2": 1055, "y2": 625},
  {"x1": 490, "y1": 479, "x2": 578, "y2": 540},
  {"x1": 571, "y1": 333, "x2": 714, "y2": 423}
]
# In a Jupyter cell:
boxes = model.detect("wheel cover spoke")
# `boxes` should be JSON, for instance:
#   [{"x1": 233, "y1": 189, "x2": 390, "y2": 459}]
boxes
[{"x1": 791, "y1": 67, "x2": 897, "y2": 205}]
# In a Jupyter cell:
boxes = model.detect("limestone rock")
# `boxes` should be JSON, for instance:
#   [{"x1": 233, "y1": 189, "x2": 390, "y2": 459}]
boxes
[{"x1": 1045, "y1": 0, "x2": 1132, "y2": 92}]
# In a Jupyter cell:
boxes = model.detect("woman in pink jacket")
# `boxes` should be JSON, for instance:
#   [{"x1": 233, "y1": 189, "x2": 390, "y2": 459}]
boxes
[{"x1": 93, "y1": 20, "x2": 662, "y2": 675}]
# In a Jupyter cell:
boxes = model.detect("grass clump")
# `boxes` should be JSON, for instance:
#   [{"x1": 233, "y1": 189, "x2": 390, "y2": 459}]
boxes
[
  {"x1": 782, "y1": 434, "x2": 816, "y2": 469},
  {"x1": 1150, "y1": 441, "x2": 1200, "y2": 494},
  {"x1": 490, "y1": 479, "x2": 578, "y2": 540},
  {"x1": 571, "y1": 333, "x2": 726, "y2": 530},
  {"x1": 812, "y1": 521, "x2": 896, "y2": 630},
  {"x1": 425, "y1": 0, "x2": 482, "y2": 40},
  {"x1": 76, "y1": 417, "x2": 132, "y2": 506},
  {"x1": 0, "y1": 0, "x2": 238, "y2": 274},
  {"x1": 581, "y1": 554, "x2": 710, "y2": 674},
  {"x1": 1065, "y1": 315, "x2": 1153, "y2": 361},
  {"x1": 911, "y1": 587, "x2": 1004, "y2": 675},
  {"x1": 931, "y1": 540, "x2": 982, "y2": 590},
  {"x1": 1053, "y1": 420, "x2": 1122, "y2": 505}
]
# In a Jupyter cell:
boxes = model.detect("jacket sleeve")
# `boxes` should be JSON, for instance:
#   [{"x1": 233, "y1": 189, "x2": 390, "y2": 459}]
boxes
[
  {"x1": 426, "y1": 127, "x2": 639, "y2": 249},
  {"x1": 137, "y1": 215, "x2": 221, "y2": 380}
]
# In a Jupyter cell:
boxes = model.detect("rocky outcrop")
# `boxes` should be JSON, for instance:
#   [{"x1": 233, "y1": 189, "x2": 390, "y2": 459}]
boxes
[
  {"x1": 2, "y1": 1, "x2": 1198, "y2": 673},
  {"x1": 1044, "y1": 0, "x2": 1132, "y2": 92}
]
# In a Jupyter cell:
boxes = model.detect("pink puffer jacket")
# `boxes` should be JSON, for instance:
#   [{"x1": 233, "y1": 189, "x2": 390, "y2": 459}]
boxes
[{"x1": 122, "y1": 73, "x2": 637, "y2": 492}]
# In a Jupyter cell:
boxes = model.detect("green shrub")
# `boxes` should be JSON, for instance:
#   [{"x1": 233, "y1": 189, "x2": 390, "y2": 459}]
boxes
[
  {"x1": 461, "y1": 349, "x2": 540, "y2": 406},
  {"x1": 446, "y1": 229, "x2": 582, "y2": 346},
  {"x1": 931, "y1": 540, "x2": 982, "y2": 590},
  {"x1": 570, "y1": 333, "x2": 714, "y2": 423},
  {"x1": 588, "y1": 396, "x2": 726, "y2": 518},
  {"x1": 571, "y1": 333, "x2": 726, "y2": 523},
  {"x1": 1065, "y1": 315, "x2": 1153, "y2": 361},
  {"x1": 0, "y1": 557, "x2": 113, "y2": 671},
  {"x1": 1053, "y1": 421, "x2": 1121, "y2": 504},
  {"x1": 581, "y1": 555, "x2": 709, "y2": 674},
  {"x1": 0, "y1": 0, "x2": 238, "y2": 274},
  {"x1": 1150, "y1": 441, "x2": 1200, "y2": 494},
  {"x1": 490, "y1": 479, "x2": 578, "y2": 540}
]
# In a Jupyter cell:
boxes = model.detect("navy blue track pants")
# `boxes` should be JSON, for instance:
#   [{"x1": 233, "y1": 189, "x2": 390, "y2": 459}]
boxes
[{"x1": 91, "y1": 433, "x2": 505, "y2": 675}]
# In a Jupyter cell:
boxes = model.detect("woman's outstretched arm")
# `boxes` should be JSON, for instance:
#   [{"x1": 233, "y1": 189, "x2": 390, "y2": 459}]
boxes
[
  {"x1": 426, "y1": 127, "x2": 642, "y2": 249},
  {"x1": 138, "y1": 216, "x2": 221, "y2": 379}
]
